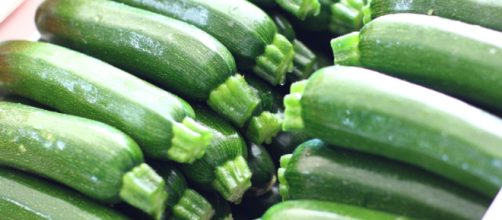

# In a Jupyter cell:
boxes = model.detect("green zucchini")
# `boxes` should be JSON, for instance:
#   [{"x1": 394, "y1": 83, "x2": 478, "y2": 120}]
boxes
[
  {"x1": 262, "y1": 200, "x2": 407, "y2": 220},
  {"x1": 0, "y1": 167, "x2": 128, "y2": 220},
  {"x1": 112, "y1": 0, "x2": 294, "y2": 85},
  {"x1": 279, "y1": 139, "x2": 490, "y2": 219},
  {"x1": 244, "y1": 76, "x2": 283, "y2": 144},
  {"x1": 265, "y1": 131, "x2": 309, "y2": 161},
  {"x1": 247, "y1": 142, "x2": 277, "y2": 197},
  {"x1": 248, "y1": 0, "x2": 320, "y2": 20},
  {"x1": 36, "y1": 0, "x2": 260, "y2": 127},
  {"x1": 0, "y1": 40, "x2": 211, "y2": 163},
  {"x1": 334, "y1": 0, "x2": 502, "y2": 33},
  {"x1": 238, "y1": 185, "x2": 282, "y2": 219},
  {"x1": 331, "y1": 13, "x2": 502, "y2": 111},
  {"x1": 270, "y1": 13, "x2": 318, "y2": 83},
  {"x1": 149, "y1": 161, "x2": 215, "y2": 220},
  {"x1": 202, "y1": 193, "x2": 233, "y2": 220},
  {"x1": 181, "y1": 105, "x2": 252, "y2": 203},
  {"x1": 0, "y1": 102, "x2": 167, "y2": 219},
  {"x1": 283, "y1": 65, "x2": 502, "y2": 198}
]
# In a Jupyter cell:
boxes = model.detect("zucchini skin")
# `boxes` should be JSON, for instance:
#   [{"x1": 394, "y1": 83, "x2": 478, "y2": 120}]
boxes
[
  {"x1": 282, "y1": 66, "x2": 502, "y2": 197},
  {"x1": 0, "y1": 40, "x2": 211, "y2": 163},
  {"x1": 202, "y1": 193, "x2": 233, "y2": 220},
  {"x1": 113, "y1": 0, "x2": 294, "y2": 85},
  {"x1": 332, "y1": 13, "x2": 502, "y2": 111},
  {"x1": 367, "y1": 0, "x2": 502, "y2": 31},
  {"x1": 0, "y1": 102, "x2": 142, "y2": 202},
  {"x1": 262, "y1": 200, "x2": 406, "y2": 220},
  {"x1": 0, "y1": 167, "x2": 128, "y2": 220},
  {"x1": 279, "y1": 140, "x2": 490, "y2": 219},
  {"x1": 181, "y1": 105, "x2": 252, "y2": 203},
  {"x1": 36, "y1": 0, "x2": 234, "y2": 100},
  {"x1": 247, "y1": 142, "x2": 276, "y2": 197}
]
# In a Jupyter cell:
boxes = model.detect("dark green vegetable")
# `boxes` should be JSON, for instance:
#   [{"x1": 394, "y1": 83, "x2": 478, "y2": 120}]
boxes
[
  {"x1": 331, "y1": 13, "x2": 502, "y2": 111},
  {"x1": 203, "y1": 193, "x2": 233, "y2": 220},
  {"x1": 249, "y1": 0, "x2": 321, "y2": 20},
  {"x1": 262, "y1": 200, "x2": 407, "y2": 220},
  {"x1": 239, "y1": 185, "x2": 282, "y2": 219},
  {"x1": 0, "y1": 167, "x2": 129, "y2": 220},
  {"x1": 283, "y1": 65, "x2": 502, "y2": 198},
  {"x1": 114, "y1": 0, "x2": 294, "y2": 86},
  {"x1": 0, "y1": 102, "x2": 167, "y2": 219},
  {"x1": 279, "y1": 140, "x2": 490, "y2": 219},
  {"x1": 0, "y1": 40, "x2": 212, "y2": 163},
  {"x1": 334, "y1": 0, "x2": 502, "y2": 33},
  {"x1": 36, "y1": 0, "x2": 261, "y2": 127},
  {"x1": 265, "y1": 131, "x2": 309, "y2": 161},
  {"x1": 247, "y1": 143, "x2": 277, "y2": 196},
  {"x1": 150, "y1": 161, "x2": 214, "y2": 220},
  {"x1": 181, "y1": 105, "x2": 252, "y2": 203}
]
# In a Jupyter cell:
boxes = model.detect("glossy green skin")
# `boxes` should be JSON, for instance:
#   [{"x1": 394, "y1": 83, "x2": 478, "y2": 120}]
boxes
[
  {"x1": 36, "y1": 0, "x2": 235, "y2": 100},
  {"x1": 0, "y1": 40, "x2": 193, "y2": 159},
  {"x1": 0, "y1": 167, "x2": 128, "y2": 220},
  {"x1": 181, "y1": 105, "x2": 247, "y2": 187},
  {"x1": 247, "y1": 143, "x2": 276, "y2": 196},
  {"x1": 266, "y1": 131, "x2": 309, "y2": 161},
  {"x1": 115, "y1": 0, "x2": 276, "y2": 69},
  {"x1": 370, "y1": 0, "x2": 502, "y2": 31},
  {"x1": 357, "y1": 14, "x2": 502, "y2": 110},
  {"x1": 262, "y1": 200, "x2": 406, "y2": 220},
  {"x1": 296, "y1": 66, "x2": 502, "y2": 197},
  {"x1": 0, "y1": 102, "x2": 143, "y2": 202},
  {"x1": 272, "y1": 12, "x2": 296, "y2": 41},
  {"x1": 282, "y1": 140, "x2": 490, "y2": 219}
]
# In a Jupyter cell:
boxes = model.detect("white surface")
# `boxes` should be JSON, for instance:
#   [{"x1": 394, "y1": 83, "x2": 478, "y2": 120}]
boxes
[
  {"x1": 483, "y1": 189, "x2": 502, "y2": 220},
  {"x1": 0, "y1": 0, "x2": 24, "y2": 23}
]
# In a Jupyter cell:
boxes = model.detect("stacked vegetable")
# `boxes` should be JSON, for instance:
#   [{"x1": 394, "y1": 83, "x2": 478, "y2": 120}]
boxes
[{"x1": 0, "y1": 0, "x2": 501, "y2": 219}]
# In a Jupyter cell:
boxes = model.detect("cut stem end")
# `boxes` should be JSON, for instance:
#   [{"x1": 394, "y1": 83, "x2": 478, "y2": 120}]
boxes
[
  {"x1": 246, "y1": 111, "x2": 283, "y2": 145},
  {"x1": 212, "y1": 156, "x2": 252, "y2": 203},
  {"x1": 253, "y1": 34, "x2": 295, "y2": 85},
  {"x1": 331, "y1": 32, "x2": 362, "y2": 66},
  {"x1": 171, "y1": 189, "x2": 215, "y2": 220},
  {"x1": 283, "y1": 80, "x2": 306, "y2": 131},
  {"x1": 169, "y1": 117, "x2": 213, "y2": 163}
]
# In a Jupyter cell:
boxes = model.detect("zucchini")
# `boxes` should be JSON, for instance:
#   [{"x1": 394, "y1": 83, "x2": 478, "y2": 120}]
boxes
[
  {"x1": 334, "y1": 0, "x2": 502, "y2": 32},
  {"x1": 36, "y1": 0, "x2": 260, "y2": 127},
  {"x1": 279, "y1": 139, "x2": 490, "y2": 219},
  {"x1": 149, "y1": 161, "x2": 215, "y2": 220},
  {"x1": 0, "y1": 40, "x2": 211, "y2": 163},
  {"x1": 331, "y1": 13, "x2": 502, "y2": 111},
  {"x1": 282, "y1": 65, "x2": 502, "y2": 198},
  {"x1": 202, "y1": 193, "x2": 233, "y2": 220},
  {"x1": 0, "y1": 102, "x2": 167, "y2": 219},
  {"x1": 247, "y1": 142, "x2": 277, "y2": 197},
  {"x1": 265, "y1": 131, "x2": 309, "y2": 161},
  {"x1": 244, "y1": 76, "x2": 283, "y2": 144},
  {"x1": 250, "y1": 0, "x2": 321, "y2": 20},
  {"x1": 112, "y1": 0, "x2": 294, "y2": 85},
  {"x1": 0, "y1": 167, "x2": 128, "y2": 220},
  {"x1": 238, "y1": 185, "x2": 282, "y2": 219},
  {"x1": 181, "y1": 105, "x2": 252, "y2": 203},
  {"x1": 262, "y1": 200, "x2": 407, "y2": 220},
  {"x1": 271, "y1": 13, "x2": 318, "y2": 83}
]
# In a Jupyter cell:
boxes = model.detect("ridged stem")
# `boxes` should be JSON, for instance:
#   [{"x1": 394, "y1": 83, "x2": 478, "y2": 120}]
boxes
[
  {"x1": 208, "y1": 74, "x2": 261, "y2": 127},
  {"x1": 329, "y1": 0, "x2": 366, "y2": 34},
  {"x1": 212, "y1": 156, "x2": 252, "y2": 203},
  {"x1": 120, "y1": 163, "x2": 168, "y2": 219},
  {"x1": 169, "y1": 117, "x2": 213, "y2": 163},
  {"x1": 290, "y1": 39, "x2": 317, "y2": 81},
  {"x1": 171, "y1": 189, "x2": 215, "y2": 220},
  {"x1": 246, "y1": 111, "x2": 283, "y2": 145},
  {"x1": 283, "y1": 80, "x2": 306, "y2": 131},
  {"x1": 275, "y1": 0, "x2": 321, "y2": 20},
  {"x1": 278, "y1": 154, "x2": 292, "y2": 200},
  {"x1": 253, "y1": 34, "x2": 295, "y2": 86},
  {"x1": 362, "y1": 0, "x2": 373, "y2": 24},
  {"x1": 331, "y1": 32, "x2": 361, "y2": 66}
]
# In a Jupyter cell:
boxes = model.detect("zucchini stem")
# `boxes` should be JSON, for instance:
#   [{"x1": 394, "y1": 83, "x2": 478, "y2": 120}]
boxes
[
  {"x1": 329, "y1": 0, "x2": 366, "y2": 34},
  {"x1": 275, "y1": 0, "x2": 321, "y2": 20},
  {"x1": 278, "y1": 154, "x2": 292, "y2": 200},
  {"x1": 362, "y1": 0, "x2": 373, "y2": 25},
  {"x1": 208, "y1": 75, "x2": 260, "y2": 127},
  {"x1": 171, "y1": 189, "x2": 215, "y2": 220},
  {"x1": 212, "y1": 156, "x2": 252, "y2": 203},
  {"x1": 290, "y1": 40, "x2": 317, "y2": 82},
  {"x1": 120, "y1": 163, "x2": 168, "y2": 219},
  {"x1": 245, "y1": 111, "x2": 283, "y2": 145},
  {"x1": 283, "y1": 80, "x2": 306, "y2": 131},
  {"x1": 169, "y1": 118, "x2": 213, "y2": 163},
  {"x1": 330, "y1": 32, "x2": 362, "y2": 66},
  {"x1": 253, "y1": 34, "x2": 295, "y2": 86}
]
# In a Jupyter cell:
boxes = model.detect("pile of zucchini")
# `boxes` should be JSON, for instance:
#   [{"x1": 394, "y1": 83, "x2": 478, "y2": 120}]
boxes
[{"x1": 0, "y1": 0, "x2": 501, "y2": 219}]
